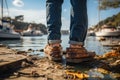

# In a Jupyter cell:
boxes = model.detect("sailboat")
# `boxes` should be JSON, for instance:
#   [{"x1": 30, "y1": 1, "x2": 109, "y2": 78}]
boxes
[
  {"x1": 95, "y1": 0, "x2": 120, "y2": 37},
  {"x1": 95, "y1": 24, "x2": 120, "y2": 37},
  {"x1": 21, "y1": 24, "x2": 43, "y2": 36},
  {"x1": 0, "y1": 0, "x2": 21, "y2": 39}
]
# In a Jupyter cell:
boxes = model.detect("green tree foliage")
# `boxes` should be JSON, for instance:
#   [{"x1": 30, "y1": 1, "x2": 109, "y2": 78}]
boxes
[
  {"x1": 94, "y1": 12, "x2": 120, "y2": 30},
  {"x1": 99, "y1": 0, "x2": 120, "y2": 10},
  {"x1": 15, "y1": 15, "x2": 24, "y2": 21},
  {"x1": 12, "y1": 20, "x2": 47, "y2": 34},
  {"x1": 1, "y1": 17, "x2": 48, "y2": 34}
]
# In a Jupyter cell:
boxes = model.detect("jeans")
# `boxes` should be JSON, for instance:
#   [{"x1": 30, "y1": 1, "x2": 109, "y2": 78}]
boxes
[{"x1": 46, "y1": 0, "x2": 88, "y2": 45}]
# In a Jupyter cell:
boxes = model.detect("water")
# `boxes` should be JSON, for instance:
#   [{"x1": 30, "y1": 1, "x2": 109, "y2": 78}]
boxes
[
  {"x1": 0, "y1": 35, "x2": 111, "y2": 55},
  {"x1": 0, "y1": 35, "x2": 118, "y2": 79}
]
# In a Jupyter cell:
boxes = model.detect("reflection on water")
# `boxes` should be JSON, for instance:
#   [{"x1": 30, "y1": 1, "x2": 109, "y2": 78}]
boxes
[
  {"x1": 85, "y1": 36, "x2": 108, "y2": 55},
  {"x1": 0, "y1": 36, "x2": 47, "y2": 51},
  {"x1": 0, "y1": 35, "x2": 111, "y2": 55}
]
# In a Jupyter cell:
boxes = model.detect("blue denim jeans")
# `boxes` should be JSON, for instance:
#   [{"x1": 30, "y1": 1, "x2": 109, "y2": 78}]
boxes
[{"x1": 46, "y1": 0, "x2": 88, "y2": 45}]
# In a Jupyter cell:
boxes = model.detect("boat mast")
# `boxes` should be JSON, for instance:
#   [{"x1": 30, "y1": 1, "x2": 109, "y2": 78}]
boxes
[
  {"x1": 1, "y1": 0, "x2": 3, "y2": 26},
  {"x1": 98, "y1": 0, "x2": 100, "y2": 28},
  {"x1": 5, "y1": 0, "x2": 9, "y2": 17}
]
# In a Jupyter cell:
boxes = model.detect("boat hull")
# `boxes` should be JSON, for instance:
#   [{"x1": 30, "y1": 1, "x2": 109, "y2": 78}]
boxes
[
  {"x1": 21, "y1": 32, "x2": 43, "y2": 36},
  {"x1": 0, "y1": 31, "x2": 21, "y2": 39},
  {"x1": 95, "y1": 31, "x2": 120, "y2": 37}
]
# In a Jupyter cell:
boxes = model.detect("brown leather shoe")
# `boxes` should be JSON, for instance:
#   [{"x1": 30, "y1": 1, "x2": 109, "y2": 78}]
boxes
[
  {"x1": 44, "y1": 44, "x2": 62, "y2": 61},
  {"x1": 66, "y1": 47, "x2": 96, "y2": 63}
]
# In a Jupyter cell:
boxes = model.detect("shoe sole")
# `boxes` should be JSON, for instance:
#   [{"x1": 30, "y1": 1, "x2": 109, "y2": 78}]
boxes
[
  {"x1": 66, "y1": 51, "x2": 96, "y2": 63},
  {"x1": 45, "y1": 53, "x2": 62, "y2": 61},
  {"x1": 67, "y1": 57, "x2": 94, "y2": 63}
]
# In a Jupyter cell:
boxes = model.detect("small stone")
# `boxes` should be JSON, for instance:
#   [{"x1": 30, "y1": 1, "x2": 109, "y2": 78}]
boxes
[
  {"x1": 55, "y1": 65, "x2": 63, "y2": 69},
  {"x1": 21, "y1": 61, "x2": 30, "y2": 67},
  {"x1": 28, "y1": 48, "x2": 33, "y2": 52},
  {"x1": 47, "y1": 77, "x2": 53, "y2": 80},
  {"x1": 31, "y1": 71, "x2": 40, "y2": 77},
  {"x1": 39, "y1": 49, "x2": 44, "y2": 52},
  {"x1": 16, "y1": 51, "x2": 27, "y2": 56},
  {"x1": 13, "y1": 72, "x2": 20, "y2": 77}
]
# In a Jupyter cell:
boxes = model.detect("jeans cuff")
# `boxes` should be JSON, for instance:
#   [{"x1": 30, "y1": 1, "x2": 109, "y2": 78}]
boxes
[
  {"x1": 48, "y1": 40, "x2": 62, "y2": 44},
  {"x1": 69, "y1": 40, "x2": 84, "y2": 45}
]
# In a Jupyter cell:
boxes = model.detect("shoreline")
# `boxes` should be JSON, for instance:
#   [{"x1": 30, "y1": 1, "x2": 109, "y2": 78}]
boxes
[{"x1": 0, "y1": 44, "x2": 120, "y2": 80}]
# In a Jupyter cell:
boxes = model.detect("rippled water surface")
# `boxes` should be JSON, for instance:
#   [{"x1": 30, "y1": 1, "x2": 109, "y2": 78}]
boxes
[{"x1": 0, "y1": 35, "x2": 111, "y2": 55}]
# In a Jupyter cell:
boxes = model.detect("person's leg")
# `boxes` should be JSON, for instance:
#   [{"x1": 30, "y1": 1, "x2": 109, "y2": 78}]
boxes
[
  {"x1": 66, "y1": 0, "x2": 95, "y2": 63},
  {"x1": 69, "y1": 0, "x2": 88, "y2": 46},
  {"x1": 46, "y1": 0, "x2": 63, "y2": 45},
  {"x1": 45, "y1": 0, "x2": 63, "y2": 60}
]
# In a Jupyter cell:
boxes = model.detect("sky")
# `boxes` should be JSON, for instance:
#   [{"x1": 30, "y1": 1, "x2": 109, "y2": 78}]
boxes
[{"x1": 1, "y1": 0, "x2": 120, "y2": 30}]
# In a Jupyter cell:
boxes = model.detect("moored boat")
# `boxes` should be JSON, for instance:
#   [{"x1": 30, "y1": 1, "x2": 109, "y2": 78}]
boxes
[
  {"x1": 0, "y1": 0, "x2": 21, "y2": 40},
  {"x1": 21, "y1": 24, "x2": 43, "y2": 36},
  {"x1": 0, "y1": 20, "x2": 21, "y2": 39},
  {"x1": 95, "y1": 25, "x2": 120, "y2": 37}
]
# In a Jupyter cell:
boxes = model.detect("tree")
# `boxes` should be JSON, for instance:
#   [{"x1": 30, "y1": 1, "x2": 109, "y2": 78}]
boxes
[
  {"x1": 99, "y1": 0, "x2": 120, "y2": 10},
  {"x1": 15, "y1": 15, "x2": 24, "y2": 21}
]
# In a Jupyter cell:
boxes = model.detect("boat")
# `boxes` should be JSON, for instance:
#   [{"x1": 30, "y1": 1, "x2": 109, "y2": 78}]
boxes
[
  {"x1": 95, "y1": 25, "x2": 120, "y2": 37},
  {"x1": 0, "y1": 0, "x2": 21, "y2": 40},
  {"x1": 21, "y1": 24, "x2": 43, "y2": 36},
  {"x1": 0, "y1": 20, "x2": 21, "y2": 39},
  {"x1": 61, "y1": 30, "x2": 69, "y2": 35},
  {"x1": 87, "y1": 30, "x2": 95, "y2": 36}
]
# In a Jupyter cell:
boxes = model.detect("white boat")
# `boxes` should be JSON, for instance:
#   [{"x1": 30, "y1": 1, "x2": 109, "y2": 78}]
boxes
[
  {"x1": 0, "y1": 31, "x2": 21, "y2": 39},
  {"x1": 87, "y1": 30, "x2": 95, "y2": 36},
  {"x1": 95, "y1": 25, "x2": 120, "y2": 37},
  {"x1": 0, "y1": 0, "x2": 21, "y2": 40},
  {"x1": 21, "y1": 24, "x2": 43, "y2": 36},
  {"x1": 0, "y1": 20, "x2": 21, "y2": 39}
]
